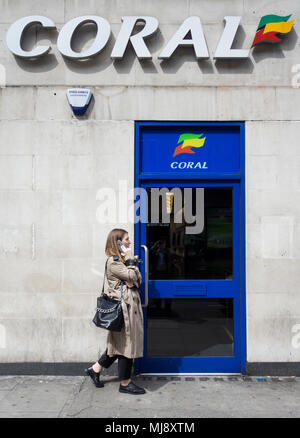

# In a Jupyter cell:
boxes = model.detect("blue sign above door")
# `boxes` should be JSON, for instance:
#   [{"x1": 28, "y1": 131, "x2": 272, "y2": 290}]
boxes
[{"x1": 136, "y1": 122, "x2": 243, "y2": 179}]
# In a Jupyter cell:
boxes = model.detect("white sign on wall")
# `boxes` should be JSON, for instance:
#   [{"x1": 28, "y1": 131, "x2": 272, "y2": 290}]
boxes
[{"x1": 5, "y1": 14, "x2": 295, "y2": 62}]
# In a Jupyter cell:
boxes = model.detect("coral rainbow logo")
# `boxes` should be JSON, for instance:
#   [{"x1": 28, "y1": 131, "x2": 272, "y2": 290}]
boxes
[
  {"x1": 252, "y1": 14, "x2": 294, "y2": 47},
  {"x1": 173, "y1": 133, "x2": 206, "y2": 158}
]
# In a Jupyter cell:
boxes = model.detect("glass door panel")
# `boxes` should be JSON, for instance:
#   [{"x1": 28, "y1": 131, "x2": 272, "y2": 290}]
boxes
[
  {"x1": 147, "y1": 298, "x2": 234, "y2": 357},
  {"x1": 147, "y1": 187, "x2": 233, "y2": 280},
  {"x1": 137, "y1": 182, "x2": 241, "y2": 374}
]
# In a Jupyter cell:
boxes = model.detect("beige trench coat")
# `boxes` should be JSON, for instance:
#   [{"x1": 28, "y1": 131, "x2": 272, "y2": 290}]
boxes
[{"x1": 104, "y1": 254, "x2": 144, "y2": 359}]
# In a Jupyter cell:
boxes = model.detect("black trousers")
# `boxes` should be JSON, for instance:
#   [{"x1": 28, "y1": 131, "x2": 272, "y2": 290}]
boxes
[{"x1": 98, "y1": 349, "x2": 133, "y2": 380}]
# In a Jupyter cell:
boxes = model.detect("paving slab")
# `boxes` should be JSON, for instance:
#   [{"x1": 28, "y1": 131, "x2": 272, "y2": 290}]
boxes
[{"x1": 0, "y1": 375, "x2": 299, "y2": 418}]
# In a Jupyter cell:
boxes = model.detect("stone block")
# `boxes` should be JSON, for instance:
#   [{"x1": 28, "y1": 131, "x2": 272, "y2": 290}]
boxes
[
  {"x1": 247, "y1": 315, "x2": 300, "y2": 362},
  {"x1": 246, "y1": 155, "x2": 278, "y2": 190},
  {"x1": 33, "y1": 121, "x2": 65, "y2": 155},
  {"x1": 247, "y1": 293, "x2": 294, "y2": 320},
  {"x1": 0, "y1": 121, "x2": 35, "y2": 155},
  {"x1": 290, "y1": 318, "x2": 300, "y2": 360},
  {"x1": 0, "y1": 258, "x2": 62, "y2": 294},
  {"x1": 61, "y1": 184, "x2": 134, "y2": 230},
  {"x1": 88, "y1": 120, "x2": 134, "y2": 156},
  {"x1": 36, "y1": 224, "x2": 93, "y2": 259},
  {"x1": 0, "y1": 293, "x2": 61, "y2": 318},
  {"x1": 245, "y1": 121, "x2": 300, "y2": 156},
  {"x1": 275, "y1": 87, "x2": 300, "y2": 121},
  {"x1": 45, "y1": 119, "x2": 131, "y2": 158},
  {"x1": 293, "y1": 223, "x2": 300, "y2": 258},
  {"x1": 65, "y1": 155, "x2": 101, "y2": 189},
  {"x1": 92, "y1": 155, "x2": 134, "y2": 190},
  {"x1": 35, "y1": 87, "x2": 73, "y2": 121},
  {"x1": 0, "y1": 318, "x2": 62, "y2": 362},
  {"x1": 62, "y1": 190, "x2": 98, "y2": 225},
  {"x1": 59, "y1": 294, "x2": 96, "y2": 318},
  {"x1": 246, "y1": 189, "x2": 300, "y2": 225},
  {"x1": 0, "y1": 87, "x2": 35, "y2": 120},
  {"x1": 190, "y1": 0, "x2": 244, "y2": 24},
  {"x1": 62, "y1": 258, "x2": 104, "y2": 294},
  {"x1": 35, "y1": 155, "x2": 95, "y2": 190},
  {"x1": 216, "y1": 86, "x2": 276, "y2": 120},
  {"x1": 0, "y1": 155, "x2": 32, "y2": 189},
  {"x1": 276, "y1": 155, "x2": 300, "y2": 191},
  {"x1": 247, "y1": 258, "x2": 300, "y2": 294},
  {"x1": 61, "y1": 317, "x2": 107, "y2": 361},
  {"x1": 246, "y1": 223, "x2": 262, "y2": 260},
  {"x1": 108, "y1": 86, "x2": 282, "y2": 122},
  {"x1": 64, "y1": 0, "x2": 189, "y2": 24},
  {"x1": 261, "y1": 216, "x2": 294, "y2": 259},
  {"x1": 0, "y1": 191, "x2": 61, "y2": 228},
  {"x1": 60, "y1": 120, "x2": 93, "y2": 155},
  {"x1": 0, "y1": 24, "x2": 10, "y2": 62},
  {"x1": 108, "y1": 86, "x2": 218, "y2": 120},
  {"x1": 243, "y1": 0, "x2": 299, "y2": 25},
  {"x1": 0, "y1": 292, "x2": 99, "y2": 322},
  {"x1": 0, "y1": 0, "x2": 65, "y2": 23},
  {"x1": 0, "y1": 191, "x2": 35, "y2": 226},
  {"x1": 0, "y1": 225, "x2": 32, "y2": 259},
  {"x1": 35, "y1": 155, "x2": 64, "y2": 190},
  {"x1": 4, "y1": 49, "x2": 66, "y2": 87}
]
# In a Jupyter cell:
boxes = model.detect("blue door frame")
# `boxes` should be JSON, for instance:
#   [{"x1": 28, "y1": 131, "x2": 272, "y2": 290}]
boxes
[{"x1": 134, "y1": 122, "x2": 246, "y2": 374}]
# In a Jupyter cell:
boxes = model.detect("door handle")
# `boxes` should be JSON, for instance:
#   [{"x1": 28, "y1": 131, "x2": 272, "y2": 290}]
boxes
[{"x1": 140, "y1": 245, "x2": 149, "y2": 307}]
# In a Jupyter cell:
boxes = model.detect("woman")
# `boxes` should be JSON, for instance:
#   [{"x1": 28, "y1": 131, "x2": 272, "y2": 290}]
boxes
[{"x1": 85, "y1": 228, "x2": 146, "y2": 395}]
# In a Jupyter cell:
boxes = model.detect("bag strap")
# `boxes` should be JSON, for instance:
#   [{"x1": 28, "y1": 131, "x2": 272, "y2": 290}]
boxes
[
  {"x1": 101, "y1": 257, "x2": 124, "y2": 301},
  {"x1": 120, "y1": 280, "x2": 123, "y2": 301},
  {"x1": 100, "y1": 259, "x2": 108, "y2": 297}
]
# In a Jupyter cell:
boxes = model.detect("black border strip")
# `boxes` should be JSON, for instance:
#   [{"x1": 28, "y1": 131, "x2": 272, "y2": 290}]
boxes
[
  {"x1": 0, "y1": 362, "x2": 299, "y2": 376},
  {"x1": 246, "y1": 362, "x2": 300, "y2": 376},
  {"x1": 0, "y1": 362, "x2": 119, "y2": 376}
]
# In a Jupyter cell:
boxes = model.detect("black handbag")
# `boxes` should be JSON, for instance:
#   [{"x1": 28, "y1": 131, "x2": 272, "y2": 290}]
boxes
[{"x1": 92, "y1": 259, "x2": 124, "y2": 331}]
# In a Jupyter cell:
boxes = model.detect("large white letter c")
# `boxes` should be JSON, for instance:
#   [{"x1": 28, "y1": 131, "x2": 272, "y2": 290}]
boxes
[{"x1": 6, "y1": 15, "x2": 56, "y2": 58}]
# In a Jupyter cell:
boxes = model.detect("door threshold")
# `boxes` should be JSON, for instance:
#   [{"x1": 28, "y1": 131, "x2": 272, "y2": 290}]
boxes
[{"x1": 138, "y1": 372, "x2": 241, "y2": 376}]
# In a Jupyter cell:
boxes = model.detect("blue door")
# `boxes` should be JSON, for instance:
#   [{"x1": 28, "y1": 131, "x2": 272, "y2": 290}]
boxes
[{"x1": 134, "y1": 123, "x2": 246, "y2": 374}]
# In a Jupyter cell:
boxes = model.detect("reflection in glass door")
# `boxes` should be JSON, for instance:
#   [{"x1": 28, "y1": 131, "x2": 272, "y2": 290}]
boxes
[
  {"x1": 137, "y1": 182, "x2": 242, "y2": 374},
  {"x1": 147, "y1": 187, "x2": 233, "y2": 280},
  {"x1": 147, "y1": 298, "x2": 234, "y2": 357}
]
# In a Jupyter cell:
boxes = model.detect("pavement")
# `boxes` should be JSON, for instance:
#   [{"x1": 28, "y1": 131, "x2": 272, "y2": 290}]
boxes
[{"x1": 0, "y1": 374, "x2": 299, "y2": 418}]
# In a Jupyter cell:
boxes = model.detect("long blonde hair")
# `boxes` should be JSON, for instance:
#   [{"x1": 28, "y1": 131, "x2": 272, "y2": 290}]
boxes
[{"x1": 105, "y1": 228, "x2": 128, "y2": 262}]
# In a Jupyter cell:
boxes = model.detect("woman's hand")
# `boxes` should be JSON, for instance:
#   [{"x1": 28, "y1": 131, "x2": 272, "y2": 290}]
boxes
[
  {"x1": 125, "y1": 280, "x2": 134, "y2": 288},
  {"x1": 120, "y1": 244, "x2": 132, "y2": 258}
]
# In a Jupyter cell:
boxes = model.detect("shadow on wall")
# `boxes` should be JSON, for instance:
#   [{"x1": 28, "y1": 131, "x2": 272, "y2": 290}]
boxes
[
  {"x1": 14, "y1": 26, "x2": 59, "y2": 73},
  {"x1": 252, "y1": 27, "x2": 298, "y2": 63},
  {"x1": 159, "y1": 25, "x2": 255, "y2": 75}
]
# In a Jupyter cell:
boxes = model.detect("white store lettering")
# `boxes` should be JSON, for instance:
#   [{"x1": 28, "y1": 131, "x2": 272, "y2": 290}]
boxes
[
  {"x1": 170, "y1": 161, "x2": 208, "y2": 169},
  {"x1": 6, "y1": 15, "x2": 253, "y2": 60}
]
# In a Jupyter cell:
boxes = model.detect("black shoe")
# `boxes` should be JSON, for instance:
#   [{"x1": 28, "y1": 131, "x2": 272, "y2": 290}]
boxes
[
  {"x1": 84, "y1": 366, "x2": 104, "y2": 388},
  {"x1": 119, "y1": 381, "x2": 146, "y2": 394}
]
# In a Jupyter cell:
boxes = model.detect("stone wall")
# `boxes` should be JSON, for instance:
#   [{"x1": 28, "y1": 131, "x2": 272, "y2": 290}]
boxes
[{"x1": 0, "y1": 0, "x2": 299, "y2": 364}]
